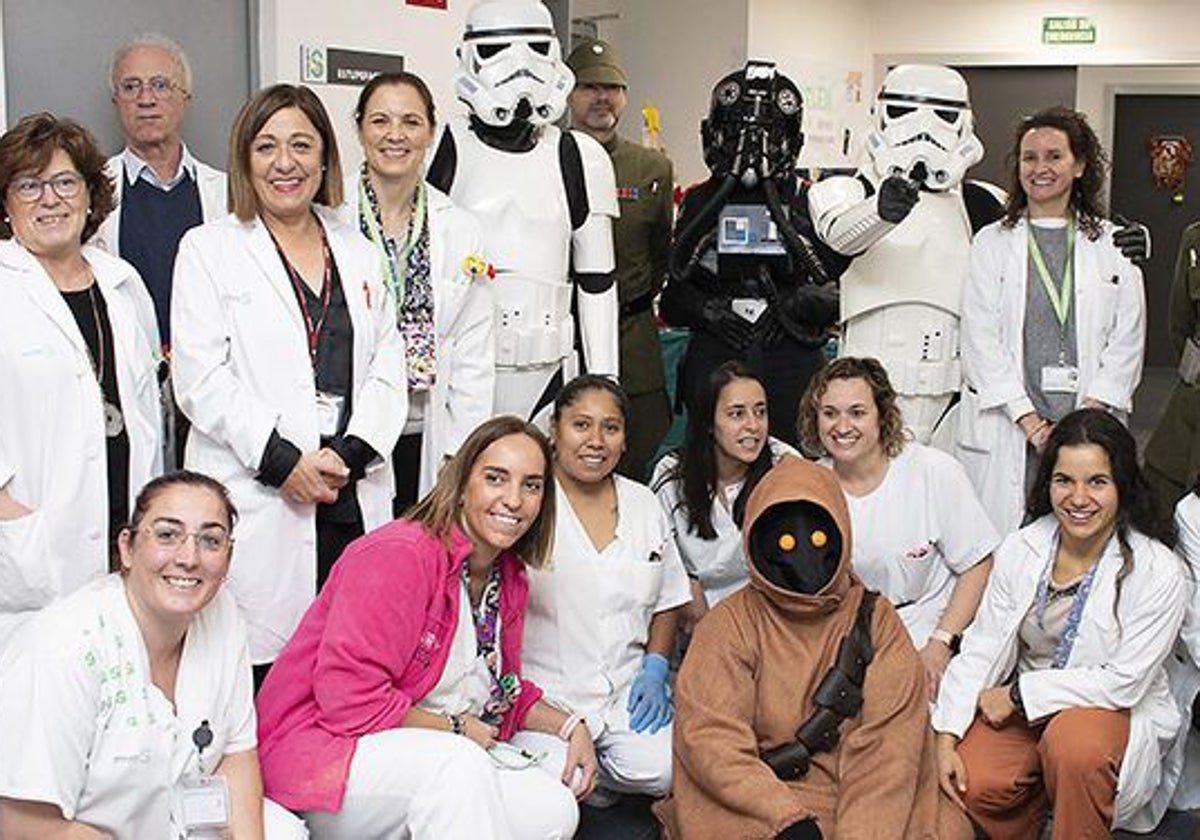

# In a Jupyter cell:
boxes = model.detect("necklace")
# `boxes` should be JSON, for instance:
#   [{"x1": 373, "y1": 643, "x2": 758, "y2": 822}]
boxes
[{"x1": 84, "y1": 282, "x2": 125, "y2": 439}]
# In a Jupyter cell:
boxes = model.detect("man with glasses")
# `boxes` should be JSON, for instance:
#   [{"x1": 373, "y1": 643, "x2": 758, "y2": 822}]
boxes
[{"x1": 93, "y1": 33, "x2": 226, "y2": 465}]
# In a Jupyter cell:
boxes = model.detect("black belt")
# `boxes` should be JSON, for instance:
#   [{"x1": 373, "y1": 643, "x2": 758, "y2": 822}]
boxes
[{"x1": 620, "y1": 291, "x2": 655, "y2": 319}]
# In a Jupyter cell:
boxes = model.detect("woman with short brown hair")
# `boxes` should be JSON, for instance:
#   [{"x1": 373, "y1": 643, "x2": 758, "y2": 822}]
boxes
[
  {"x1": 171, "y1": 83, "x2": 405, "y2": 673},
  {"x1": 0, "y1": 112, "x2": 162, "y2": 652}
]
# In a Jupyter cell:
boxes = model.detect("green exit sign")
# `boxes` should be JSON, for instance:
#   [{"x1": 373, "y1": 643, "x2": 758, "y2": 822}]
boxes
[{"x1": 1042, "y1": 16, "x2": 1096, "y2": 44}]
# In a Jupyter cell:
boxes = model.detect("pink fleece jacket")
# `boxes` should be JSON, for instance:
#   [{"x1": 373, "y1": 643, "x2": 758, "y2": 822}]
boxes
[{"x1": 255, "y1": 519, "x2": 544, "y2": 812}]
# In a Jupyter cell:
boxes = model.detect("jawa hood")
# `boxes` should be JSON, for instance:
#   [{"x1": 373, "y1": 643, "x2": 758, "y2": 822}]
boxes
[{"x1": 742, "y1": 455, "x2": 853, "y2": 617}]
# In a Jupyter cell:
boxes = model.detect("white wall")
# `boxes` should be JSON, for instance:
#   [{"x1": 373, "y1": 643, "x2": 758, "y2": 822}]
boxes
[
  {"x1": 258, "y1": 0, "x2": 470, "y2": 172},
  {"x1": 747, "y1": 0, "x2": 873, "y2": 170},
  {"x1": 871, "y1": 0, "x2": 1200, "y2": 66},
  {"x1": 573, "y1": 0, "x2": 749, "y2": 187}
]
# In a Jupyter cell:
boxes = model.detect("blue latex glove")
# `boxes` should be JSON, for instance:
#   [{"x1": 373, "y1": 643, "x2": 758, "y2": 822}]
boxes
[{"x1": 627, "y1": 653, "x2": 672, "y2": 734}]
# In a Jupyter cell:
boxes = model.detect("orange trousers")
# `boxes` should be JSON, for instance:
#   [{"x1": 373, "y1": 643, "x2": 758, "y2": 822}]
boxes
[{"x1": 941, "y1": 707, "x2": 1129, "y2": 840}]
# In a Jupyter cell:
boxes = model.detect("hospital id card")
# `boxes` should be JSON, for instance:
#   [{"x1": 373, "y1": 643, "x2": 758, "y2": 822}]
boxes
[
  {"x1": 175, "y1": 773, "x2": 230, "y2": 836},
  {"x1": 315, "y1": 391, "x2": 345, "y2": 437},
  {"x1": 1040, "y1": 365, "x2": 1079, "y2": 394}
]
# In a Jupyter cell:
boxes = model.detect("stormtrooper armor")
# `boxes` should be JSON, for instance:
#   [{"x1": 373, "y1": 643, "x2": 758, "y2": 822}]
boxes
[
  {"x1": 453, "y1": 0, "x2": 574, "y2": 128},
  {"x1": 432, "y1": 0, "x2": 618, "y2": 421},
  {"x1": 808, "y1": 64, "x2": 994, "y2": 445}
]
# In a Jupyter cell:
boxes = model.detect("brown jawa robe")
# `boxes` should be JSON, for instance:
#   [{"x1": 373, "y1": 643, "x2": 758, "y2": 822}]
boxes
[{"x1": 655, "y1": 456, "x2": 940, "y2": 839}]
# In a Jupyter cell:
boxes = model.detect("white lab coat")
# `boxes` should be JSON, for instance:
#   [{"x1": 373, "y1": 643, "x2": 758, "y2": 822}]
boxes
[
  {"x1": 932, "y1": 516, "x2": 1186, "y2": 832},
  {"x1": 956, "y1": 217, "x2": 1145, "y2": 533},
  {"x1": 522, "y1": 476, "x2": 691, "y2": 736},
  {"x1": 1165, "y1": 494, "x2": 1200, "y2": 810},
  {"x1": 339, "y1": 179, "x2": 494, "y2": 493},
  {"x1": 170, "y1": 208, "x2": 406, "y2": 663},
  {"x1": 91, "y1": 151, "x2": 227, "y2": 255},
  {"x1": 0, "y1": 240, "x2": 162, "y2": 653}
]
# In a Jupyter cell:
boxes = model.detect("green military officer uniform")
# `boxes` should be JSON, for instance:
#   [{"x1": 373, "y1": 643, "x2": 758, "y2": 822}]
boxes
[
  {"x1": 568, "y1": 38, "x2": 674, "y2": 480},
  {"x1": 1145, "y1": 221, "x2": 1200, "y2": 510},
  {"x1": 608, "y1": 135, "x2": 674, "y2": 480}
]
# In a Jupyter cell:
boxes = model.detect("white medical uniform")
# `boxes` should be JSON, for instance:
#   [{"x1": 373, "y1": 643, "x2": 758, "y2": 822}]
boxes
[
  {"x1": 0, "y1": 574, "x2": 306, "y2": 839},
  {"x1": 823, "y1": 443, "x2": 998, "y2": 647},
  {"x1": 519, "y1": 476, "x2": 690, "y2": 796},
  {"x1": 1165, "y1": 493, "x2": 1200, "y2": 810},
  {"x1": 0, "y1": 241, "x2": 163, "y2": 654},
  {"x1": 304, "y1": 582, "x2": 578, "y2": 840},
  {"x1": 651, "y1": 439, "x2": 795, "y2": 606}
]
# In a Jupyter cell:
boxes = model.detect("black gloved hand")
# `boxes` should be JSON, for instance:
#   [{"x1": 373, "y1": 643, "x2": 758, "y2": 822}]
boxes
[
  {"x1": 699, "y1": 298, "x2": 756, "y2": 350},
  {"x1": 877, "y1": 175, "x2": 920, "y2": 224},
  {"x1": 762, "y1": 282, "x2": 838, "y2": 348},
  {"x1": 1113, "y1": 214, "x2": 1151, "y2": 264},
  {"x1": 777, "y1": 818, "x2": 823, "y2": 840}
]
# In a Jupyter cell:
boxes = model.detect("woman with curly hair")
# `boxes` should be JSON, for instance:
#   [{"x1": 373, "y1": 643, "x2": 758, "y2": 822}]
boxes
[
  {"x1": 798, "y1": 356, "x2": 997, "y2": 700},
  {"x1": 956, "y1": 106, "x2": 1146, "y2": 534},
  {"x1": 935, "y1": 408, "x2": 1185, "y2": 838}
]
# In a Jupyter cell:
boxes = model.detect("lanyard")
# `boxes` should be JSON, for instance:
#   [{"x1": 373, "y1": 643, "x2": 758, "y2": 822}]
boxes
[
  {"x1": 1027, "y1": 217, "x2": 1076, "y2": 359},
  {"x1": 1033, "y1": 530, "x2": 1109, "y2": 669},
  {"x1": 270, "y1": 222, "x2": 332, "y2": 368},
  {"x1": 359, "y1": 176, "x2": 426, "y2": 308}
]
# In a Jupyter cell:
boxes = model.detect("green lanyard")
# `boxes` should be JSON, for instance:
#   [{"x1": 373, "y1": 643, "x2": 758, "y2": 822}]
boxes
[
  {"x1": 1027, "y1": 216, "x2": 1075, "y2": 362},
  {"x1": 359, "y1": 176, "x2": 426, "y2": 308}
]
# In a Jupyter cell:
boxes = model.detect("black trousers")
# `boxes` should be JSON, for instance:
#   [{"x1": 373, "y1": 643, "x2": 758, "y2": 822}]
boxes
[{"x1": 678, "y1": 330, "x2": 825, "y2": 450}]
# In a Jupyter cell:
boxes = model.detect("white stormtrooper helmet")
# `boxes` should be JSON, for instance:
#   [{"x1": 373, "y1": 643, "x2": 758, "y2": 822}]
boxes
[
  {"x1": 865, "y1": 64, "x2": 984, "y2": 191},
  {"x1": 454, "y1": 0, "x2": 574, "y2": 127}
]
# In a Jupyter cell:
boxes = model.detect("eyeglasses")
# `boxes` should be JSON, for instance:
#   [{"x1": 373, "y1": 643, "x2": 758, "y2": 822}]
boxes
[
  {"x1": 8, "y1": 173, "x2": 84, "y2": 203},
  {"x1": 142, "y1": 521, "x2": 232, "y2": 554},
  {"x1": 115, "y1": 75, "x2": 181, "y2": 101}
]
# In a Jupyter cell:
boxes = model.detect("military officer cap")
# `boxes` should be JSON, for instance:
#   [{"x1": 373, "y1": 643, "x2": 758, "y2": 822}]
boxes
[{"x1": 566, "y1": 38, "x2": 628, "y2": 88}]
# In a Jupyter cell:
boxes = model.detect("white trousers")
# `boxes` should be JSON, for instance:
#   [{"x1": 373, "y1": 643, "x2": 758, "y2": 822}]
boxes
[
  {"x1": 265, "y1": 798, "x2": 310, "y2": 839},
  {"x1": 301, "y1": 728, "x2": 578, "y2": 840},
  {"x1": 511, "y1": 722, "x2": 673, "y2": 798}
]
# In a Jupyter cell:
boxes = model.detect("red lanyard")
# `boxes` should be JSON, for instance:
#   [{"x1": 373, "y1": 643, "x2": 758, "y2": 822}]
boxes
[{"x1": 270, "y1": 224, "x2": 333, "y2": 368}]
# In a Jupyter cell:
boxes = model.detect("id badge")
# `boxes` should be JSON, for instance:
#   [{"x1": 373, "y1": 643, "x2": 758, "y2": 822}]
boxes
[
  {"x1": 315, "y1": 391, "x2": 345, "y2": 437},
  {"x1": 1040, "y1": 365, "x2": 1079, "y2": 394},
  {"x1": 731, "y1": 298, "x2": 768, "y2": 324},
  {"x1": 175, "y1": 773, "x2": 230, "y2": 835}
]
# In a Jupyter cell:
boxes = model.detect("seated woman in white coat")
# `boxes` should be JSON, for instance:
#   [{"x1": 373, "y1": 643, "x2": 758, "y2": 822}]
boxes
[
  {"x1": 957, "y1": 106, "x2": 1146, "y2": 535},
  {"x1": 341, "y1": 71, "x2": 493, "y2": 512},
  {"x1": 0, "y1": 472, "x2": 306, "y2": 840},
  {"x1": 171, "y1": 84, "x2": 405, "y2": 674},
  {"x1": 651, "y1": 361, "x2": 794, "y2": 629},
  {"x1": 935, "y1": 408, "x2": 1186, "y2": 839},
  {"x1": 519, "y1": 375, "x2": 691, "y2": 799},
  {"x1": 798, "y1": 357, "x2": 997, "y2": 700},
  {"x1": 0, "y1": 113, "x2": 162, "y2": 653}
]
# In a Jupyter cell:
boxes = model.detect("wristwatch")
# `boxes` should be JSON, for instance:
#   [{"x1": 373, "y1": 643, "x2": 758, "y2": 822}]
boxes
[
  {"x1": 448, "y1": 713, "x2": 466, "y2": 736},
  {"x1": 929, "y1": 627, "x2": 962, "y2": 655}
]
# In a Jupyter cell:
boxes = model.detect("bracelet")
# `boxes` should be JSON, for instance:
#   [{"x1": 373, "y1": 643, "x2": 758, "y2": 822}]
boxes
[
  {"x1": 929, "y1": 627, "x2": 962, "y2": 655},
  {"x1": 557, "y1": 711, "x2": 585, "y2": 742},
  {"x1": 447, "y1": 713, "x2": 466, "y2": 736}
]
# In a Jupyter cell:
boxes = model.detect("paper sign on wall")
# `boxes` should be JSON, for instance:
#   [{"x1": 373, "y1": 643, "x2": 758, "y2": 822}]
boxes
[{"x1": 300, "y1": 46, "x2": 405, "y2": 87}]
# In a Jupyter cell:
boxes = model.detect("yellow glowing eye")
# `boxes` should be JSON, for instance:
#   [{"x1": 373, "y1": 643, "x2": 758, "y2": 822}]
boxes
[
  {"x1": 810, "y1": 530, "x2": 828, "y2": 549},
  {"x1": 778, "y1": 533, "x2": 796, "y2": 551}
]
